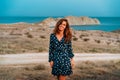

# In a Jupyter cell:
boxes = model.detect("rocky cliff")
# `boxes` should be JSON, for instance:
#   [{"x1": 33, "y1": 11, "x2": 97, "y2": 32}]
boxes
[{"x1": 37, "y1": 16, "x2": 100, "y2": 27}]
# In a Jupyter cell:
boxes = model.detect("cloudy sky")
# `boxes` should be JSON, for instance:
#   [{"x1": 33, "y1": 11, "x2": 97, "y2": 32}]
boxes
[{"x1": 0, "y1": 0, "x2": 120, "y2": 17}]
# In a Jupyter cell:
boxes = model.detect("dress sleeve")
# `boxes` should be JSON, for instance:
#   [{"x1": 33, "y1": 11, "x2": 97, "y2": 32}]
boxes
[
  {"x1": 68, "y1": 41, "x2": 74, "y2": 59},
  {"x1": 48, "y1": 34, "x2": 54, "y2": 62}
]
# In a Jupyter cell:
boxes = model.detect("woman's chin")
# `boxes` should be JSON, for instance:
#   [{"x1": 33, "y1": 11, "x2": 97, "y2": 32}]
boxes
[{"x1": 59, "y1": 29, "x2": 64, "y2": 31}]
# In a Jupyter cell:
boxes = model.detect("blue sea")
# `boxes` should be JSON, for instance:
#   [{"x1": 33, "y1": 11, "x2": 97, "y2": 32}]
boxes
[{"x1": 0, "y1": 16, "x2": 120, "y2": 32}]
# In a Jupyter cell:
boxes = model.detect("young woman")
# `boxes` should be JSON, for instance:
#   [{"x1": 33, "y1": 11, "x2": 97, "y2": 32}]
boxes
[{"x1": 48, "y1": 18, "x2": 74, "y2": 80}]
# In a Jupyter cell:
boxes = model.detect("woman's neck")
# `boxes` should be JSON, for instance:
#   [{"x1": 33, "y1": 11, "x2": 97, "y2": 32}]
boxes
[{"x1": 58, "y1": 31, "x2": 64, "y2": 36}]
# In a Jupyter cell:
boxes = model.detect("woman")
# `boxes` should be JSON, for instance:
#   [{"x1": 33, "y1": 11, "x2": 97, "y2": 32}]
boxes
[{"x1": 48, "y1": 18, "x2": 74, "y2": 80}]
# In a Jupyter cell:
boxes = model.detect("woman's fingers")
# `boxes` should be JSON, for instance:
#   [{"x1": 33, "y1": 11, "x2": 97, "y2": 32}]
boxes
[
  {"x1": 71, "y1": 59, "x2": 75, "y2": 68},
  {"x1": 50, "y1": 61, "x2": 54, "y2": 68}
]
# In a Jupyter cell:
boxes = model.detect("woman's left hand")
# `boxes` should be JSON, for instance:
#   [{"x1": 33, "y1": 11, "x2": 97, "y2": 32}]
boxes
[{"x1": 71, "y1": 58, "x2": 75, "y2": 68}]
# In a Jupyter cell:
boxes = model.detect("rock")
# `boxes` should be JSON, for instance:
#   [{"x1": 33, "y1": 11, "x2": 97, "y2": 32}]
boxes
[
  {"x1": 37, "y1": 16, "x2": 100, "y2": 27},
  {"x1": 112, "y1": 30, "x2": 120, "y2": 34},
  {"x1": 65, "y1": 16, "x2": 100, "y2": 25},
  {"x1": 38, "y1": 18, "x2": 58, "y2": 27}
]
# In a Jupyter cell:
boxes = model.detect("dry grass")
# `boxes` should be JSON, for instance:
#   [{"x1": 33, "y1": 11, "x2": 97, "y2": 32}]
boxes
[
  {"x1": 0, "y1": 24, "x2": 120, "y2": 54},
  {"x1": 0, "y1": 60, "x2": 120, "y2": 80},
  {"x1": 69, "y1": 60, "x2": 120, "y2": 80}
]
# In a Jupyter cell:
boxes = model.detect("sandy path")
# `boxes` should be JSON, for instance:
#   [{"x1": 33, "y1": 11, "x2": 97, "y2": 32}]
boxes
[{"x1": 0, "y1": 53, "x2": 120, "y2": 65}]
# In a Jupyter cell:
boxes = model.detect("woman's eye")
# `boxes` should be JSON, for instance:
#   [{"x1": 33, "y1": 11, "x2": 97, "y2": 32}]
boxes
[{"x1": 63, "y1": 24, "x2": 66, "y2": 26}]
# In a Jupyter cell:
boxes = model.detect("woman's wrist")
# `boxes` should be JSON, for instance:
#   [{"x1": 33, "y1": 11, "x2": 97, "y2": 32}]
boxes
[{"x1": 71, "y1": 58, "x2": 75, "y2": 68}]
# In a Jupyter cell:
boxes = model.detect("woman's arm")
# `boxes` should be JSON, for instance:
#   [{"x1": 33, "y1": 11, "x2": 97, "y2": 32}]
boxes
[
  {"x1": 68, "y1": 41, "x2": 74, "y2": 59},
  {"x1": 49, "y1": 34, "x2": 54, "y2": 62},
  {"x1": 70, "y1": 57, "x2": 75, "y2": 68},
  {"x1": 49, "y1": 34, "x2": 54, "y2": 68},
  {"x1": 68, "y1": 41, "x2": 75, "y2": 68}
]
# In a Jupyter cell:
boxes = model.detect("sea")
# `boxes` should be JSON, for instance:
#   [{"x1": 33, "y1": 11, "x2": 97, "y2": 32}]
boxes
[{"x1": 0, "y1": 16, "x2": 120, "y2": 32}]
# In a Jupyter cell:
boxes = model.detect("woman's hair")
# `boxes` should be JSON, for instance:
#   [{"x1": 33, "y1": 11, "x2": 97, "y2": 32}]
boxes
[{"x1": 53, "y1": 18, "x2": 72, "y2": 43}]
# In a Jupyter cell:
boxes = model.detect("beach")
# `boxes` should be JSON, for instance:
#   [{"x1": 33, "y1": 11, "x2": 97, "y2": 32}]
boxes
[
  {"x1": 0, "y1": 16, "x2": 120, "y2": 80},
  {"x1": 0, "y1": 17, "x2": 120, "y2": 54}
]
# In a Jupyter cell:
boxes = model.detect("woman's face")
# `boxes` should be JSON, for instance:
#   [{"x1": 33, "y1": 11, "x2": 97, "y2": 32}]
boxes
[{"x1": 58, "y1": 21, "x2": 66, "y2": 31}]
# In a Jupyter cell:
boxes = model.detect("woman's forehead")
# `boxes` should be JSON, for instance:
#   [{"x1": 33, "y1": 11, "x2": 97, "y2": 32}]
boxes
[{"x1": 61, "y1": 21, "x2": 67, "y2": 24}]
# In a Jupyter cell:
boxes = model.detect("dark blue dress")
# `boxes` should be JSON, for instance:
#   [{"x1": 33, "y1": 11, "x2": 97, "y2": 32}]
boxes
[{"x1": 48, "y1": 33, "x2": 74, "y2": 76}]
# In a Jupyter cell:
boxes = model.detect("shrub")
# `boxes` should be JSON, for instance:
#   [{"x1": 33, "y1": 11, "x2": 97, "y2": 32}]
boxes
[
  {"x1": 83, "y1": 38, "x2": 90, "y2": 42},
  {"x1": 73, "y1": 37, "x2": 78, "y2": 41},
  {"x1": 33, "y1": 64, "x2": 46, "y2": 70},
  {"x1": 79, "y1": 34, "x2": 89, "y2": 38},
  {"x1": 40, "y1": 35, "x2": 46, "y2": 39},
  {"x1": 25, "y1": 32, "x2": 33, "y2": 38},
  {"x1": 38, "y1": 47, "x2": 45, "y2": 52},
  {"x1": 94, "y1": 39, "x2": 101, "y2": 43}
]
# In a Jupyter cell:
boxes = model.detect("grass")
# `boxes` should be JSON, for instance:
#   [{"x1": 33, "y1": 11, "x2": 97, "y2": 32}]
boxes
[
  {"x1": 79, "y1": 33, "x2": 89, "y2": 38},
  {"x1": 82, "y1": 38, "x2": 90, "y2": 42},
  {"x1": 73, "y1": 37, "x2": 78, "y2": 41},
  {"x1": 94, "y1": 39, "x2": 101, "y2": 44},
  {"x1": 40, "y1": 35, "x2": 46, "y2": 39},
  {"x1": 0, "y1": 23, "x2": 120, "y2": 54},
  {"x1": 0, "y1": 38, "x2": 48, "y2": 54},
  {"x1": 38, "y1": 47, "x2": 46, "y2": 52},
  {"x1": 0, "y1": 60, "x2": 120, "y2": 80},
  {"x1": 24, "y1": 32, "x2": 33, "y2": 38},
  {"x1": 70, "y1": 60, "x2": 120, "y2": 80}
]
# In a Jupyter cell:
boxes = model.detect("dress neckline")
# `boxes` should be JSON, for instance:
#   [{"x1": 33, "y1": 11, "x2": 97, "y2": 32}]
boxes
[{"x1": 53, "y1": 33, "x2": 64, "y2": 42}]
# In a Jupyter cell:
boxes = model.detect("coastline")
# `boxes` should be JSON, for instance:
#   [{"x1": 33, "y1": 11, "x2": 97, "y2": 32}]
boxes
[{"x1": 0, "y1": 16, "x2": 120, "y2": 54}]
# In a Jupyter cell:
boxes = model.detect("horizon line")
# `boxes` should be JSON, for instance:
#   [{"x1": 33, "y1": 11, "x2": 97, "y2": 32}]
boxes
[{"x1": 0, "y1": 16, "x2": 120, "y2": 17}]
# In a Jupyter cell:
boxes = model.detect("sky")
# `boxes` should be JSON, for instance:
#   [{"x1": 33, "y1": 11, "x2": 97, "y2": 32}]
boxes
[{"x1": 0, "y1": 0, "x2": 120, "y2": 17}]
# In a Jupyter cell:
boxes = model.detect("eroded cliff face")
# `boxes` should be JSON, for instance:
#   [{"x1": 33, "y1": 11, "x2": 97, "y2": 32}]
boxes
[
  {"x1": 37, "y1": 16, "x2": 100, "y2": 27},
  {"x1": 65, "y1": 16, "x2": 100, "y2": 25}
]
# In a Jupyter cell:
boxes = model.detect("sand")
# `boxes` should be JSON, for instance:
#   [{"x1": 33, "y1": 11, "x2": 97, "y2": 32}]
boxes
[{"x1": 0, "y1": 53, "x2": 120, "y2": 66}]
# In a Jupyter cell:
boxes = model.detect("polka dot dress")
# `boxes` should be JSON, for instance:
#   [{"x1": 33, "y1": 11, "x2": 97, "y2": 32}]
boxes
[{"x1": 48, "y1": 33, "x2": 74, "y2": 76}]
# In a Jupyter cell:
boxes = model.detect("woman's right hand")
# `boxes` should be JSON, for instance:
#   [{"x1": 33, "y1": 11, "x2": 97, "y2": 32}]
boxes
[{"x1": 49, "y1": 61, "x2": 54, "y2": 68}]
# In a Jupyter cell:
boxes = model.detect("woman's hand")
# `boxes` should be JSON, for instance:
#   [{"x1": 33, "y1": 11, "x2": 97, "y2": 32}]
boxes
[
  {"x1": 71, "y1": 58, "x2": 75, "y2": 68},
  {"x1": 49, "y1": 61, "x2": 54, "y2": 68}
]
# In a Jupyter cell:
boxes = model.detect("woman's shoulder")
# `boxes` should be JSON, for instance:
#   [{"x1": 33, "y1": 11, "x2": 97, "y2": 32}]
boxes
[
  {"x1": 50, "y1": 33, "x2": 54, "y2": 35},
  {"x1": 50, "y1": 33, "x2": 55, "y2": 38}
]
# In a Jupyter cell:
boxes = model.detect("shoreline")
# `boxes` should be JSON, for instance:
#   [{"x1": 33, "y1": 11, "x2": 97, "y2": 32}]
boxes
[{"x1": 0, "y1": 16, "x2": 120, "y2": 54}]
